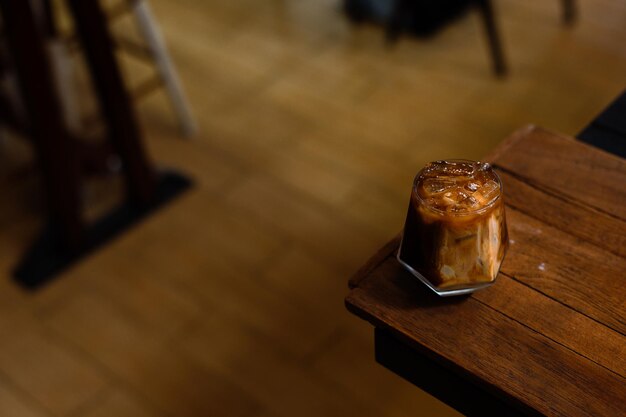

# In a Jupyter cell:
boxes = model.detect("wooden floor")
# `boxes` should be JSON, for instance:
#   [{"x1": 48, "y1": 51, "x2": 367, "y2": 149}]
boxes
[{"x1": 1, "y1": 0, "x2": 626, "y2": 416}]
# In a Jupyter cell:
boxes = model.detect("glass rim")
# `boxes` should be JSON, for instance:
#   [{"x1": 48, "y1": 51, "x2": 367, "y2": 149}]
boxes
[{"x1": 412, "y1": 159, "x2": 503, "y2": 216}]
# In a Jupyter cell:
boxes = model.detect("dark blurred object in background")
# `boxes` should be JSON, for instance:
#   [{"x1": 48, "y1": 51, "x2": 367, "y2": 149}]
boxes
[
  {"x1": 343, "y1": 0, "x2": 472, "y2": 39},
  {"x1": 343, "y1": 0, "x2": 577, "y2": 76},
  {"x1": 343, "y1": 0, "x2": 503, "y2": 75}
]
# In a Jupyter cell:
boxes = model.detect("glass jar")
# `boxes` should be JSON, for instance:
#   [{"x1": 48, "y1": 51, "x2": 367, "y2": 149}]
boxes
[{"x1": 398, "y1": 160, "x2": 508, "y2": 296}]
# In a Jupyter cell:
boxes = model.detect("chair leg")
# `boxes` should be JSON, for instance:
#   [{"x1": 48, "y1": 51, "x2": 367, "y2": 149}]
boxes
[
  {"x1": 49, "y1": 40, "x2": 82, "y2": 134},
  {"x1": 561, "y1": 0, "x2": 577, "y2": 26},
  {"x1": 386, "y1": 0, "x2": 412, "y2": 43},
  {"x1": 131, "y1": 0, "x2": 197, "y2": 137},
  {"x1": 475, "y1": 0, "x2": 507, "y2": 77},
  {"x1": 0, "y1": 0, "x2": 83, "y2": 250},
  {"x1": 68, "y1": 0, "x2": 157, "y2": 207},
  {"x1": 0, "y1": 126, "x2": 7, "y2": 151},
  {"x1": 35, "y1": 0, "x2": 82, "y2": 134}
]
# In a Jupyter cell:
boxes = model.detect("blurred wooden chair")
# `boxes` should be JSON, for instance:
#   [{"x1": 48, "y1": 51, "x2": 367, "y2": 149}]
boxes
[
  {"x1": 114, "y1": 0, "x2": 196, "y2": 136},
  {"x1": 59, "y1": 0, "x2": 197, "y2": 137},
  {"x1": 0, "y1": 0, "x2": 192, "y2": 288},
  {"x1": 387, "y1": 0, "x2": 578, "y2": 76}
]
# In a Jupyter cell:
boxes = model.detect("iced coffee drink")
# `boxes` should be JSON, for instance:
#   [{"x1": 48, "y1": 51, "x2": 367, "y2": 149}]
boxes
[{"x1": 398, "y1": 160, "x2": 508, "y2": 296}]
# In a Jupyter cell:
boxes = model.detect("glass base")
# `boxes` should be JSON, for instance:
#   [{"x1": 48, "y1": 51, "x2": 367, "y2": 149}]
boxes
[{"x1": 396, "y1": 251, "x2": 495, "y2": 297}]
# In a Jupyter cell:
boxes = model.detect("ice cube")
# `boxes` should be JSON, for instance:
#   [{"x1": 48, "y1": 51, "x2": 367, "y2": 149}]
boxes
[
  {"x1": 465, "y1": 182, "x2": 481, "y2": 192},
  {"x1": 463, "y1": 195, "x2": 480, "y2": 209},
  {"x1": 443, "y1": 187, "x2": 469, "y2": 205},
  {"x1": 440, "y1": 265, "x2": 456, "y2": 279},
  {"x1": 473, "y1": 180, "x2": 499, "y2": 204},
  {"x1": 451, "y1": 195, "x2": 480, "y2": 213},
  {"x1": 441, "y1": 196, "x2": 455, "y2": 207},
  {"x1": 477, "y1": 162, "x2": 491, "y2": 172},
  {"x1": 422, "y1": 178, "x2": 456, "y2": 195}
]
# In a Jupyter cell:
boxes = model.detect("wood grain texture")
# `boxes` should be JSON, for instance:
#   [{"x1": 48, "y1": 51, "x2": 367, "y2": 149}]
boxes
[
  {"x1": 0, "y1": 330, "x2": 108, "y2": 416},
  {"x1": 3, "y1": 0, "x2": 626, "y2": 416},
  {"x1": 346, "y1": 259, "x2": 626, "y2": 417},
  {"x1": 0, "y1": 380, "x2": 48, "y2": 417},
  {"x1": 44, "y1": 291, "x2": 259, "y2": 417},
  {"x1": 502, "y1": 207, "x2": 626, "y2": 334},
  {"x1": 493, "y1": 126, "x2": 626, "y2": 220},
  {"x1": 473, "y1": 275, "x2": 626, "y2": 377},
  {"x1": 499, "y1": 171, "x2": 626, "y2": 258},
  {"x1": 346, "y1": 127, "x2": 626, "y2": 417},
  {"x1": 80, "y1": 389, "x2": 163, "y2": 417}
]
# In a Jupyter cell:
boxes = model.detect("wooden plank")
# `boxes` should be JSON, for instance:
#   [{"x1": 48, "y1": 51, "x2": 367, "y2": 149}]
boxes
[
  {"x1": 44, "y1": 291, "x2": 259, "y2": 417},
  {"x1": 345, "y1": 259, "x2": 626, "y2": 417},
  {"x1": 501, "y1": 208, "x2": 626, "y2": 334},
  {"x1": 375, "y1": 328, "x2": 527, "y2": 417},
  {"x1": 499, "y1": 171, "x2": 626, "y2": 258},
  {"x1": 353, "y1": 250, "x2": 626, "y2": 378},
  {"x1": 225, "y1": 175, "x2": 383, "y2": 273},
  {"x1": 80, "y1": 388, "x2": 162, "y2": 417},
  {"x1": 347, "y1": 211, "x2": 626, "y2": 377},
  {"x1": 0, "y1": 379, "x2": 48, "y2": 417},
  {"x1": 493, "y1": 126, "x2": 626, "y2": 220},
  {"x1": 0, "y1": 330, "x2": 108, "y2": 416},
  {"x1": 179, "y1": 314, "x2": 379, "y2": 417},
  {"x1": 472, "y1": 275, "x2": 626, "y2": 377}
]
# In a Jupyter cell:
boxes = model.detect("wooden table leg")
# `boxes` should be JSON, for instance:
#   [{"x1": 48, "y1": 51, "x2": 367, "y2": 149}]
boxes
[
  {"x1": 475, "y1": 0, "x2": 507, "y2": 77},
  {"x1": 66, "y1": 0, "x2": 156, "y2": 207},
  {"x1": 0, "y1": 0, "x2": 83, "y2": 250}
]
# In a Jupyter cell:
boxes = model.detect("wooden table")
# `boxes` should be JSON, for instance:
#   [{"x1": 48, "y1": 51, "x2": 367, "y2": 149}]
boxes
[{"x1": 346, "y1": 125, "x2": 626, "y2": 417}]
